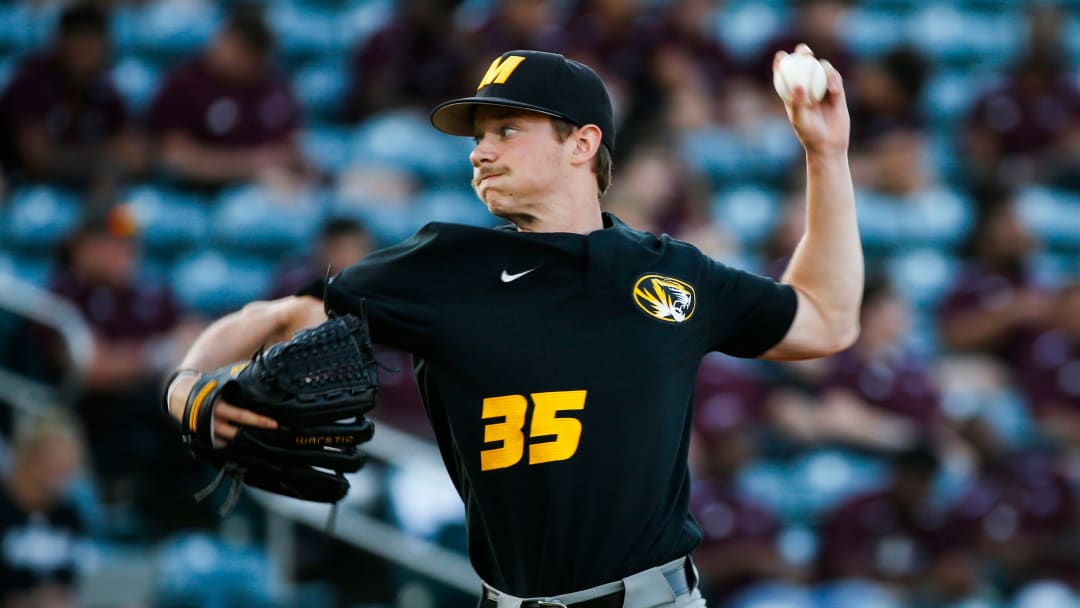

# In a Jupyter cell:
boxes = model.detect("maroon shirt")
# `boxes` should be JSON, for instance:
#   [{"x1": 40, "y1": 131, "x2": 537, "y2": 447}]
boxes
[
  {"x1": 937, "y1": 262, "x2": 1043, "y2": 363},
  {"x1": 343, "y1": 20, "x2": 470, "y2": 122},
  {"x1": 689, "y1": 477, "x2": 780, "y2": 596},
  {"x1": 148, "y1": 57, "x2": 300, "y2": 147},
  {"x1": 49, "y1": 270, "x2": 180, "y2": 342},
  {"x1": 819, "y1": 489, "x2": 962, "y2": 581},
  {"x1": 0, "y1": 52, "x2": 128, "y2": 172},
  {"x1": 823, "y1": 347, "x2": 941, "y2": 429},
  {"x1": 1013, "y1": 328, "x2": 1080, "y2": 415},
  {"x1": 693, "y1": 352, "x2": 767, "y2": 437},
  {"x1": 968, "y1": 79, "x2": 1080, "y2": 157}
]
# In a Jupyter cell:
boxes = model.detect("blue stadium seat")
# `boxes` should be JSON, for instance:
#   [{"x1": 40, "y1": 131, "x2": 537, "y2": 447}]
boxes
[
  {"x1": 350, "y1": 112, "x2": 474, "y2": 182},
  {"x1": 294, "y1": 60, "x2": 348, "y2": 120},
  {"x1": 788, "y1": 450, "x2": 889, "y2": 521},
  {"x1": 413, "y1": 188, "x2": 495, "y2": 228},
  {"x1": 902, "y1": 186, "x2": 973, "y2": 248},
  {"x1": 920, "y1": 71, "x2": 1002, "y2": 126},
  {"x1": 0, "y1": 251, "x2": 51, "y2": 286},
  {"x1": 1017, "y1": 187, "x2": 1080, "y2": 249},
  {"x1": 266, "y1": 0, "x2": 341, "y2": 57},
  {"x1": 124, "y1": 184, "x2": 210, "y2": 254},
  {"x1": 171, "y1": 251, "x2": 273, "y2": 315},
  {"x1": 301, "y1": 124, "x2": 354, "y2": 174},
  {"x1": 155, "y1": 533, "x2": 287, "y2": 608},
  {"x1": 0, "y1": 4, "x2": 50, "y2": 52},
  {"x1": 6, "y1": 186, "x2": 81, "y2": 251},
  {"x1": 210, "y1": 185, "x2": 326, "y2": 255},
  {"x1": 841, "y1": 8, "x2": 906, "y2": 58},
  {"x1": 1012, "y1": 581, "x2": 1080, "y2": 608},
  {"x1": 110, "y1": 56, "x2": 162, "y2": 114},
  {"x1": 814, "y1": 579, "x2": 903, "y2": 608},
  {"x1": 336, "y1": 0, "x2": 395, "y2": 52},
  {"x1": 680, "y1": 122, "x2": 800, "y2": 185},
  {"x1": 736, "y1": 460, "x2": 796, "y2": 521},
  {"x1": 886, "y1": 248, "x2": 958, "y2": 309},
  {"x1": 125, "y1": 1, "x2": 219, "y2": 56},
  {"x1": 726, "y1": 581, "x2": 816, "y2": 608},
  {"x1": 908, "y1": 5, "x2": 1020, "y2": 67},
  {"x1": 327, "y1": 202, "x2": 424, "y2": 248},
  {"x1": 855, "y1": 190, "x2": 905, "y2": 250},
  {"x1": 715, "y1": 1, "x2": 784, "y2": 61},
  {"x1": 711, "y1": 184, "x2": 781, "y2": 247}
]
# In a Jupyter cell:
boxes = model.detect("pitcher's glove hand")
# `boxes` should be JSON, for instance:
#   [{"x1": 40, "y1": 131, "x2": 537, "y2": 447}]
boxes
[{"x1": 179, "y1": 313, "x2": 378, "y2": 512}]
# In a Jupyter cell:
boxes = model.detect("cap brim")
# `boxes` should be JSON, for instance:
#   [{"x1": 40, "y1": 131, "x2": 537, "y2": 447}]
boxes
[{"x1": 431, "y1": 97, "x2": 564, "y2": 137}]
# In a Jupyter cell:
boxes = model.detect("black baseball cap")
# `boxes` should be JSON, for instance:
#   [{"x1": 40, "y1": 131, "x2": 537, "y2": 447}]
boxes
[{"x1": 431, "y1": 50, "x2": 615, "y2": 153}]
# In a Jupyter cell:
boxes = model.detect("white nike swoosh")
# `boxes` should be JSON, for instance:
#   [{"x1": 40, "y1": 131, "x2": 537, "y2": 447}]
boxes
[{"x1": 500, "y1": 268, "x2": 536, "y2": 283}]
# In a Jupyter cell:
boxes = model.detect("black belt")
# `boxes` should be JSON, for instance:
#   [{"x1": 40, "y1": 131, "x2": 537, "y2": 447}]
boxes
[{"x1": 478, "y1": 558, "x2": 698, "y2": 608}]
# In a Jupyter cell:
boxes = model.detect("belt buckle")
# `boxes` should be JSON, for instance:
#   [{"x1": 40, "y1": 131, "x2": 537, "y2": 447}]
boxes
[{"x1": 535, "y1": 602, "x2": 567, "y2": 608}]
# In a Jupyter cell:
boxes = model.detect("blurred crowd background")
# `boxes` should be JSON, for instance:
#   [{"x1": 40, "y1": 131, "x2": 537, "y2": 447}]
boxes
[{"x1": 1, "y1": 0, "x2": 1080, "y2": 607}]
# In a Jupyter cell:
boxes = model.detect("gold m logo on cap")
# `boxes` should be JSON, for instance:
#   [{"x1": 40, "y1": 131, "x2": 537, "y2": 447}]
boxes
[{"x1": 478, "y1": 55, "x2": 526, "y2": 90}]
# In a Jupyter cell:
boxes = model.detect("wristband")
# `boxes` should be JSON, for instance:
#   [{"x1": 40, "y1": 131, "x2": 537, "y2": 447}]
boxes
[{"x1": 162, "y1": 369, "x2": 202, "y2": 417}]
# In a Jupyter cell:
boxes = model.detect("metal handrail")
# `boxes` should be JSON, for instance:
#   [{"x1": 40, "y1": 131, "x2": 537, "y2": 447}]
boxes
[
  {"x1": 0, "y1": 272, "x2": 93, "y2": 412},
  {"x1": 251, "y1": 423, "x2": 480, "y2": 596}
]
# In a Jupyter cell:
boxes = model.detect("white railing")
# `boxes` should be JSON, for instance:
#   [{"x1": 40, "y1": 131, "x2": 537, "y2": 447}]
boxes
[
  {"x1": 251, "y1": 423, "x2": 481, "y2": 596},
  {"x1": 0, "y1": 272, "x2": 93, "y2": 412}
]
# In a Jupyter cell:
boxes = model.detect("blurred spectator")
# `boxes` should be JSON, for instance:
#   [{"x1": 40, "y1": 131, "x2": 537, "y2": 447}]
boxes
[
  {"x1": 564, "y1": 0, "x2": 664, "y2": 154},
  {"x1": 751, "y1": 0, "x2": 855, "y2": 98},
  {"x1": 937, "y1": 186, "x2": 1050, "y2": 363},
  {"x1": 0, "y1": 410, "x2": 85, "y2": 608},
  {"x1": 848, "y1": 46, "x2": 932, "y2": 196},
  {"x1": 964, "y1": 49, "x2": 1080, "y2": 187},
  {"x1": 48, "y1": 206, "x2": 206, "y2": 534},
  {"x1": 148, "y1": 5, "x2": 311, "y2": 190},
  {"x1": 1014, "y1": 282, "x2": 1080, "y2": 448},
  {"x1": 950, "y1": 448, "x2": 1080, "y2": 591},
  {"x1": 817, "y1": 445, "x2": 977, "y2": 600},
  {"x1": 689, "y1": 355, "x2": 797, "y2": 603},
  {"x1": 649, "y1": 0, "x2": 738, "y2": 131},
  {"x1": 342, "y1": 0, "x2": 470, "y2": 122},
  {"x1": 0, "y1": 2, "x2": 146, "y2": 201},
  {"x1": 266, "y1": 217, "x2": 374, "y2": 299},
  {"x1": 602, "y1": 139, "x2": 710, "y2": 237},
  {"x1": 771, "y1": 277, "x2": 968, "y2": 459},
  {"x1": 466, "y1": 0, "x2": 565, "y2": 64}
]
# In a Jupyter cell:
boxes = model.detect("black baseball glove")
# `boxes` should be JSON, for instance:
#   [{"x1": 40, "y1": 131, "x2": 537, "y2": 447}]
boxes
[{"x1": 177, "y1": 313, "x2": 378, "y2": 513}]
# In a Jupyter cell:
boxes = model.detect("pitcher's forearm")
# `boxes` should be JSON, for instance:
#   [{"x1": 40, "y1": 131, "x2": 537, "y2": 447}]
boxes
[{"x1": 783, "y1": 151, "x2": 862, "y2": 336}]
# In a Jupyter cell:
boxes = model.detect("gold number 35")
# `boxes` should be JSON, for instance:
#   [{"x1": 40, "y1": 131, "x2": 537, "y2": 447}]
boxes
[{"x1": 480, "y1": 390, "x2": 587, "y2": 471}]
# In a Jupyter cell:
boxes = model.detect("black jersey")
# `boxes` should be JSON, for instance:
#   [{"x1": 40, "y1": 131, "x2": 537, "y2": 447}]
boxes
[{"x1": 320, "y1": 213, "x2": 797, "y2": 597}]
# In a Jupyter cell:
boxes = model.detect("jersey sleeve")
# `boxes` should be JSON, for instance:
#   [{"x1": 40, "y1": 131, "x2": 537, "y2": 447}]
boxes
[
  {"x1": 320, "y1": 224, "x2": 443, "y2": 358},
  {"x1": 701, "y1": 257, "x2": 798, "y2": 358}
]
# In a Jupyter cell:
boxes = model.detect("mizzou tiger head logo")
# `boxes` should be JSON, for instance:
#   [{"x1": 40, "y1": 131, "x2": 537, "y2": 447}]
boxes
[{"x1": 632, "y1": 274, "x2": 696, "y2": 324}]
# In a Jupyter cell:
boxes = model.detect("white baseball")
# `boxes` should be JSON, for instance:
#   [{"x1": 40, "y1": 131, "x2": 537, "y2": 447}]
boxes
[{"x1": 773, "y1": 53, "x2": 828, "y2": 104}]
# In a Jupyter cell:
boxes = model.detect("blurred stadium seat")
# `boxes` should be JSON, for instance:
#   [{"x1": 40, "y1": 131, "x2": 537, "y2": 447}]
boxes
[
  {"x1": 726, "y1": 581, "x2": 817, "y2": 608},
  {"x1": 110, "y1": 56, "x2": 162, "y2": 113},
  {"x1": 814, "y1": 579, "x2": 903, "y2": 608},
  {"x1": 155, "y1": 533, "x2": 288, "y2": 608},
  {"x1": 350, "y1": 112, "x2": 474, "y2": 182},
  {"x1": 413, "y1": 187, "x2": 496, "y2": 228},
  {"x1": 6, "y1": 186, "x2": 81, "y2": 252},
  {"x1": 121, "y1": 0, "x2": 219, "y2": 57},
  {"x1": 886, "y1": 248, "x2": 958, "y2": 309},
  {"x1": 293, "y1": 59, "x2": 349, "y2": 120},
  {"x1": 125, "y1": 184, "x2": 210, "y2": 254},
  {"x1": 171, "y1": 250, "x2": 273, "y2": 314},
  {"x1": 210, "y1": 184, "x2": 326, "y2": 255},
  {"x1": 712, "y1": 184, "x2": 781, "y2": 247},
  {"x1": 1016, "y1": 186, "x2": 1080, "y2": 249}
]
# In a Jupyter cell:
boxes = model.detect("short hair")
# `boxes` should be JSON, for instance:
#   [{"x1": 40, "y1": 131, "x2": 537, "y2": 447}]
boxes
[
  {"x1": 320, "y1": 217, "x2": 369, "y2": 241},
  {"x1": 225, "y1": 5, "x2": 275, "y2": 56},
  {"x1": 551, "y1": 118, "x2": 613, "y2": 197},
  {"x1": 57, "y1": 2, "x2": 108, "y2": 38},
  {"x1": 880, "y1": 45, "x2": 930, "y2": 100},
  {"x1": 13, "y1": 408, "x2": 83, "y2": 464},
  {"x1": 860, "y1": 273, "x2": 893, "y2": 313}
]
